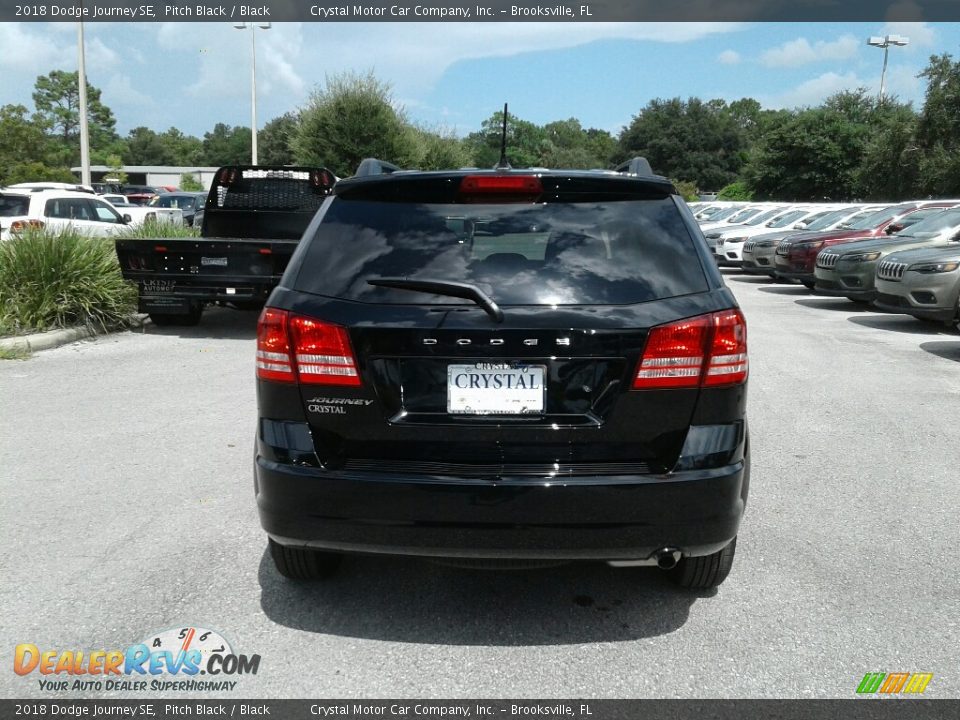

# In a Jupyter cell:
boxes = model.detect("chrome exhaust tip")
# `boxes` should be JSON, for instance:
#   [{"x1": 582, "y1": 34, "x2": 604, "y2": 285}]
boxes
[{"x1": 655, "y1": 547, "x2": 682, "y2": 570}]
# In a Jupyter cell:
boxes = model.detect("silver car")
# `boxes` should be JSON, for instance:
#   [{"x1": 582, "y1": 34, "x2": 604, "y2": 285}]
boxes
[{"x1": 874, "y1": 243, "x2": 960, "y2": 325}]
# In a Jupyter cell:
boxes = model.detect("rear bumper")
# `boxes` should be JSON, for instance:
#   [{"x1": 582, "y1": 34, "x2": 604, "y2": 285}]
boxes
[{"x1": 255, "y1": 454, "x2": 748, "y2": 561}]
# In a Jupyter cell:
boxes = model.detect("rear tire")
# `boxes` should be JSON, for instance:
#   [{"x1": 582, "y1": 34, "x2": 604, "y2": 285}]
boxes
[
  {"x1": 801, "y1": 280, "x2": 815, "y2": 290},
  {"x1": 149, "y1": 304, "x2": 203, "y2": 327},
  {"x1": 667, "y1": 537, "x2": 737, "y2": 589},
  {"x1": 268, "y1": 538, "x2": 342, "y2": 580}
]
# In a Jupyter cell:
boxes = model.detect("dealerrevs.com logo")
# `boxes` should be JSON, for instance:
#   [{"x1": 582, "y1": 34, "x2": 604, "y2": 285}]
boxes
[{"x1": 14, "y1": 627, "x2": 260, "y2": 692}]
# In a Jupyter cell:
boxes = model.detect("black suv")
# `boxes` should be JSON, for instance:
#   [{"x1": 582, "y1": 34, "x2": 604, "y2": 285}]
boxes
[{"x1": 254, "y1": 158, "x2": 750, "y2": 589}]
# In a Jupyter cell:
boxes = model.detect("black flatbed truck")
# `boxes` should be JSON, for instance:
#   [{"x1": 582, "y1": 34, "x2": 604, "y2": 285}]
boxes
[{"x1": 115, "y1": 165, "x2": 335, "y2": 326}]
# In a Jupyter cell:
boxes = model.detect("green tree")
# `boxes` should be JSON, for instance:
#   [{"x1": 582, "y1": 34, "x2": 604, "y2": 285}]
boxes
[
  {"x1": 0, "y1": 104, "x2": 55, "y2": 184},
  {"x1": 539, "y1": 119, "x2": 616, "y2": 169},
  {"x1": 743, "y1": 89, "x2": 878, "y2": 200},
  {"x1": 180, "y1": 174, "x2": 204, "y2": 191},
  {"x1": 914, "y1": 53, "x2": 960, "y2": 196},
  {"x1": 409, "y1": 126, "x2": 472, "y2": 170},
  {"x1": 617, "y1": 97, "x2": 745, "y2": 190},
  {"x1": 854, "y1": 103, "x2": 920, "y2": 200},
  {"x1": 159, "y1": 128, "x2": 203, "y2": 165},
  {"x1": 716, "y1": 181, "x2": 754, "y2": 200},
  {"x1": 672, "y1": 180, "x2": 700, "y2": 202},
  {"x1": 104, "y1": 154, "x2": 128, "y2": 185},
  {"x1": 2, "y1": 162, "x2": 78, "y2": 185},
  {"x1": 31, "y1": 70, "x2": 117, "y2": 163},
  {"x1": 259, "y1": 112, "x2": 299, "y2": 166},
  {"x1": 201, "y1": 123, "x2": 252, "y2": 166},
  {"x1": 463, "y1": 110, "x2": 548, "y2": 168},
  {"x1": 125, "y1": 126, "x2": 174, "y2": 165},
  {"x1": 293, "y1": 71, "x2": 417, "y2": 177}
]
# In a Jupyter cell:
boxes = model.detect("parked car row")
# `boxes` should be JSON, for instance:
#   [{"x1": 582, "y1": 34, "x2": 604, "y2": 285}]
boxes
[{"x1": 689, "y1": 199, "x2": 960, "y2": 329}]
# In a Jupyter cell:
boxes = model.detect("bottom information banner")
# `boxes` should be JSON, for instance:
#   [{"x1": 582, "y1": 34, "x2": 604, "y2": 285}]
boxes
[{"x1": 2, "y1": 700, "x2": 959, "y2": 720}]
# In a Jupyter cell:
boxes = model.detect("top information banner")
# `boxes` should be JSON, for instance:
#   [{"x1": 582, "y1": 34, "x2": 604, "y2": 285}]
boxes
[{"x1": 5, "y1": 0, "x2": 960, "y2": 23}]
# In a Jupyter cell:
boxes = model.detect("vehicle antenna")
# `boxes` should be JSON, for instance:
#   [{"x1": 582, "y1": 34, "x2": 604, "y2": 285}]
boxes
[{"x1": 495, "y1": 103, "x2": 511, "y2": 170}]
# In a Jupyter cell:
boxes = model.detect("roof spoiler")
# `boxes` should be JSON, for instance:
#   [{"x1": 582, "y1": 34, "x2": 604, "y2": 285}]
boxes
[
  {"x1": 614, "y1": 157, "x2": 655, "y2": 176},
  {"x1": 354, "y1": 158, "x2": 403, "y2": 177}
]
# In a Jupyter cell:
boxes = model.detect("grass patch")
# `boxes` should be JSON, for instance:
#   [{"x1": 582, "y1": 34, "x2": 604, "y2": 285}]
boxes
[
  {"x1": 0, "y1": 345, "x2": 31, "y2": 360},
  {"x1": 0, "y1": 227, "x2": 138, "y2": 335},
  {"x1": 122, "y1": 219, "x2": 201, "y2": 239}
]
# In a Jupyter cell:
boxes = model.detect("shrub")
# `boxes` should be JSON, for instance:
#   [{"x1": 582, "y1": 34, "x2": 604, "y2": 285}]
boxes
[
  {"x1": 0, "y1": 228, "x2": 137, "y2": 335},
  {"x1": 717, "y1": 181, "x2": 754, "y2": 201},
  {"x1": 121, "y1": 219, "x2": 201, "y2": 239}
]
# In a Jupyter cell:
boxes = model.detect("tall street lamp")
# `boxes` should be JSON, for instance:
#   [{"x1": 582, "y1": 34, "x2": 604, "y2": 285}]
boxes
[
  {"x1": 867, "y1": 34, "x2": 909, "y2": 103},
  {"x1": 77, "y1": 18, "x2": 91, "y2": 186},
  {"x1": 233, "y1": 21, "x2": 271, "y2": 165}
]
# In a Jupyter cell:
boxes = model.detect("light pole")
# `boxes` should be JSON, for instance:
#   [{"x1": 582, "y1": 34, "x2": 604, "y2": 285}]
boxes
[
  {"x1": 867, "y1": 34, "x2": 909, "y2": 104},
  {"x1": 77, "y1": 18, "x2": 91, "y2": 186},
  {"x1": 233, "y1": 21, "x2": 271, "y2": 165}
]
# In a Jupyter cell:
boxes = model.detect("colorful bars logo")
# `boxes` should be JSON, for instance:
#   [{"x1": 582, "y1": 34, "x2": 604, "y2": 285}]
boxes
[{"x1": 857, "y1": 672, "x2": 933, "y2": 695}]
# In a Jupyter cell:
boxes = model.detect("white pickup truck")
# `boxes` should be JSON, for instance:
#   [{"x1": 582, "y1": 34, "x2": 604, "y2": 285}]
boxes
[{"x1": 100, "y1": 194, "x2": 184, "y2": 227}]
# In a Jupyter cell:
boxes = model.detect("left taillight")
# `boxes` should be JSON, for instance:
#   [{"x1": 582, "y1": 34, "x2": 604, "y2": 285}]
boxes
[
  {"x1": 632, "y1": 309, "x2": 747, "y2": 390},
  {"x1": 256, "y1": 308, "x2": 295, "y2": 383},
  {"x1": 256, "y1": 309, "x2": 360, "y2": 386}
]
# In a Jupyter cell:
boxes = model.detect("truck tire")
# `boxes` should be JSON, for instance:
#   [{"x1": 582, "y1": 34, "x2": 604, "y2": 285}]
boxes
[
  {"x1": 268, "y1": 538, "x2": 342, "y2": 580},
  {"x1": 667, "y1": 537, "x2": 737, "y2": 589},
  {"x1": 149, "y1": 304, "x2": 203, "y2": 327}
]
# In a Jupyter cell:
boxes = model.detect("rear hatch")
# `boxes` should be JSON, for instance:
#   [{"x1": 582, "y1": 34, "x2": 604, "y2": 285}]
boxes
[{"x1": 263, "y1": 173, "x2": 745, "y2": 475}]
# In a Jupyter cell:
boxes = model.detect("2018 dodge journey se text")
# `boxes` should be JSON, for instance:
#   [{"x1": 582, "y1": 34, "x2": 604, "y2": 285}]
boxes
[{"x1": 253, "y1": 157, "x2": 750, "y2": 589}]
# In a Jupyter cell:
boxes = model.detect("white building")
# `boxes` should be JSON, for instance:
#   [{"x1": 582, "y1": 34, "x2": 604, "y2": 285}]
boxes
[{"x1": 70, "y1": 165, "x2": 222, "y2": 190}]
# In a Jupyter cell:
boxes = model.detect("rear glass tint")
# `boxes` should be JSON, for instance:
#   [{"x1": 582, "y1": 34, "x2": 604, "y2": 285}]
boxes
[
  {"x1": 295, "y1": 198, "x2": 708, "y2": 306},
  {"x1": 0, "y1": 195, "x2": 30, "y2": 216}
]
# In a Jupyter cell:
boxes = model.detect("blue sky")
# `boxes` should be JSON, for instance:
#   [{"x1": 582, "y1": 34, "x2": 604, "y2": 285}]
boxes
[{"x1": 1, "y1": 21, "x2": 958, "y2": 138}]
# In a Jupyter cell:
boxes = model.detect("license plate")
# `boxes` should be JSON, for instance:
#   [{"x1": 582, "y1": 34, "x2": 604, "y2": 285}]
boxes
[
  {"x1": 201, "y1": 256, "x2": 228, "y2": 267},
  {"x1": 447, "y1": 363, "x2": 546, "y2": 415}
]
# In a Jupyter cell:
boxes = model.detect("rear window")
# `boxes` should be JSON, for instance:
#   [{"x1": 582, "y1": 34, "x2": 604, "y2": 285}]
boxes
[
  {"x1": 295, "y1": 198, "x2": 709, "y2": 306},
  {"x1": 0, "y1": 195, "x2": 30, "y2": 216}
]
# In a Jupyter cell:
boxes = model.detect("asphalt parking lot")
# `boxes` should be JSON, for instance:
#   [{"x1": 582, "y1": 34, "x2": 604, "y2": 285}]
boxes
[{"x1": 2, "y1": 270, "x2": 959, "y2": 699}]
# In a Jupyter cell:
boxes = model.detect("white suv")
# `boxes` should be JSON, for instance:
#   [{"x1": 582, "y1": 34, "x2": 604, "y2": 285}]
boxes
[{"x1": 0, "y1": 189, "x2": 132, "y2": 241}]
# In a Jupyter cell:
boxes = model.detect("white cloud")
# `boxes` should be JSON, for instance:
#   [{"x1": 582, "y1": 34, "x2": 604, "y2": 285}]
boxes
[
  {"x1": 761, "y1": 35, "x2": 859, "y2": 68},
  {"x1": 764, "y1": 71, "x2": 863, "y2": 109},
  {"x1": 878, "y1": 21, "x2": 937, "y2": 49},
  {"x1": 718, "y1": 50, "x2": 741, "y2": 65},
  {"x1": 295, "y1": 22, "x2": 745, "y2": 98},
  {"x1": 103, "y1": 73, "x2": 155, "y2": 110},
  {"x1": 0, "y1": 23, "x2": 118, "y2": 77}
]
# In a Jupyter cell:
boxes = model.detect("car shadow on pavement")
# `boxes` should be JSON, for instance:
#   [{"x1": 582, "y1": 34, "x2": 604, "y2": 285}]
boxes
[
  {"x1": 793, "y1": 298, "x2": 877, "y2": 313},
  {"x1": 847, "y1": 315, "x2": 956, "y2": 336},
  {"x1": 726, "y1": 275, "x2": 771, "y2": 284},
  {"x1": 141, "y1": 306, "x2": 259, "y2": 341},
  {"x1": 919, "y1": 341, "x2": 960, "y2": 362},
  {"x1": 757, "y1": 286, "x2": 810, "y2": 295},
  {"x1": 257, "y1": 550, "x2": 705, "y2": 645}
]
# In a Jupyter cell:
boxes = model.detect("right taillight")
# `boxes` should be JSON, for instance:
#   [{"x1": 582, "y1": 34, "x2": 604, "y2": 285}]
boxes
[
  {"x1": 256, "y1": 309, "x2": 360, "y2": 386},
  {"x1": 632, "y1": 309, "x2": 747, "y2": 390},
  {"x1": 10, "y1": 220, "x2": 45, "y2": 232}
]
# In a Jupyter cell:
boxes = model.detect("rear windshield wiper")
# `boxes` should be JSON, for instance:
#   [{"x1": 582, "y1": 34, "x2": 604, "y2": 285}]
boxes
[{"x1": 367, "y1": 277, "x2": 504, "y2": 323}]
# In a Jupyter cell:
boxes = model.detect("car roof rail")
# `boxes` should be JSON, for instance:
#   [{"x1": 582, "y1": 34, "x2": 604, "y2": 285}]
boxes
[
  {"x1": 614, "y1": 157, "x2": 655, "y2": 176},
  {"x1": 354, "y1": 158, "x2": 403, "y2": 177}
]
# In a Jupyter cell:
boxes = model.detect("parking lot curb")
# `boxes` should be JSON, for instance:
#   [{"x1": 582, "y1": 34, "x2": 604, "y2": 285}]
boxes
[{"x1": 0, "y1": 315, "x2": 149, "y2": 355}]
